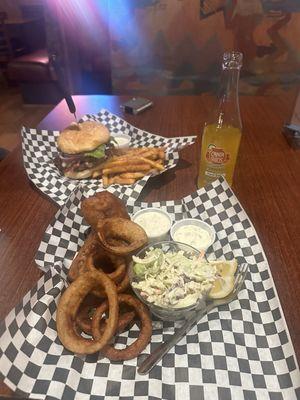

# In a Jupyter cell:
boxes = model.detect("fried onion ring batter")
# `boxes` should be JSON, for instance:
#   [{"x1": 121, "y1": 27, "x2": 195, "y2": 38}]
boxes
[
  {"x1": 98, "y1": 310, "x2": 136, "y2": 335},
  {"x1": 68, "y1": 231, "x2": 99, "y2": 282},
  {"x1": 97, "y1": 217, "x2": 148, "y2": 256}
]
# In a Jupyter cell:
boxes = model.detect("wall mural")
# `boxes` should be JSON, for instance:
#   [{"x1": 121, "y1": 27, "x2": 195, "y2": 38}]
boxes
[{"x1": 109, "y1": 0, "x2": 300, "y2": 95}]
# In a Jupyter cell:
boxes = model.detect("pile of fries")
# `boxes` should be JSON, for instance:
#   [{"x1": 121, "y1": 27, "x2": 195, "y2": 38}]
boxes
[{"x1": 92, "y1": 147, "x2": 165, "y2": 186}]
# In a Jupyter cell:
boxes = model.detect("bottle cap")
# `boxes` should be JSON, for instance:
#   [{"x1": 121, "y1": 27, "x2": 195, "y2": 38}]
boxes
[{"x1": 222, "y1": 52, "x2": 243, "y2": 69}]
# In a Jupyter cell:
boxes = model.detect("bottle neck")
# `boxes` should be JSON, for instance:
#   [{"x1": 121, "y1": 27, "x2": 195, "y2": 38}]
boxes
[{"x1": 216, "y1": 67, "x2": 242, "y2": 129}]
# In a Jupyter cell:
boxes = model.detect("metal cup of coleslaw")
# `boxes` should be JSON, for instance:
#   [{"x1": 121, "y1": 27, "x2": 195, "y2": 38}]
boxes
[{"x1": 129, "y1": 241, "x2": 208, "y2": 321}]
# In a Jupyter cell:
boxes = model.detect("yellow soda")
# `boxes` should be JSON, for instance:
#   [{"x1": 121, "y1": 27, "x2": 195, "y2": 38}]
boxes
[
  {"x1": 198, "y1": 51, "x2": 243, "y2": 188},
  {"x1": 198, "y1": 124, "x2": 242, "y2": 187}
]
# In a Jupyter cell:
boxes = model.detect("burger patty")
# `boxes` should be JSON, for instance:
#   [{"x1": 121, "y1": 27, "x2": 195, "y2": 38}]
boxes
[
  {"x1": 54, "y1": 142, "x2": 118, "y2": 175},
  {"x1": 54, "y1": 153, "x2": 104, "y2": 174}
]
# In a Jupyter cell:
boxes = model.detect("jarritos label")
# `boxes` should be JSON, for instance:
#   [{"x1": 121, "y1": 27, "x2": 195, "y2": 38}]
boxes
[{"x1": 206, "y1": 144, "x2": 230, "y2": 165}]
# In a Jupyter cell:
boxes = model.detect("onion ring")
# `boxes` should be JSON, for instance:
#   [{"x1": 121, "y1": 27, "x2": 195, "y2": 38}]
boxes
[
  {"x1": 97, "y1": 217, "x2": 148, "y2": 256},
  {"x1": 81, "y1": 191, "x2": 129, "y2": 231},
  {"x1": 76, "y1": 306, "x2": 134, "y2": 336},
  {"x1": 56, "y1": 270, "x2": 119, "y2": 354},
  {"x1": 114, "y1": 272, "x2": 130, "y2": 293},
  {"x1": 86, "y1": 253, "x2": 127, "y2": 285},
  {"x1": 115, "y1": 311, "x2": 136, "y2": 333},
  {"x1": 91, "y1": 268, "x2": 130, "y2": 298},
  {"x1": 98, "y1": 310, "x2": 136, "y2": 335},
  {"x1": 68, "y1": 233, "x2": 127, "y2": 287},
  {"x1": 68, "y1": 231, "x2": 99, "y2": 282},
  {"x1": 92, "y1": 294, "x2": 152, "y2": 361},
  {"x1": 85, "y1": 253, "x2": 129, "y2": 298}
]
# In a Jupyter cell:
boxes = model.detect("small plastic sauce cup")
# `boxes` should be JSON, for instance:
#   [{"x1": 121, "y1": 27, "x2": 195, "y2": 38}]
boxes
[
  {"x1": 113, "y1": 134, "x2": 131, "y2": 149},
  {"x1": 132, "y1": 208, "x2": 172, "y2": 243},
  {"x1": 170, "y1": 218, "x2": 215, "y2": 251}
]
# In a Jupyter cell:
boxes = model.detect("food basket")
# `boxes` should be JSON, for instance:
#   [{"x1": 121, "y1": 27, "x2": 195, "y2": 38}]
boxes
[
  {"x1": 0, "y1": 178, "x2": 299, "y2": 400},
  {"x1": 21, "y1": 109, "x2": 195, "y2": 206}
]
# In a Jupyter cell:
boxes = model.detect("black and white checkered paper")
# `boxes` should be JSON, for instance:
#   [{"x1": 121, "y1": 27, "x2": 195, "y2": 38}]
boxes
[
  {"x1": 21, "y1": 109, "x2": 195, "y2": 206},
  {"x1": 1, "y1": 178, "x2": 300, "y2": 400}
]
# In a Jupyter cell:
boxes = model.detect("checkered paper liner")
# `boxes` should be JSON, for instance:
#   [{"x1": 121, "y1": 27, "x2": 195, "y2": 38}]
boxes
[
  {"x1": 1, "y1": 179, "x2": 300, "y2": 400},
  {"x1": 21, "y1": 109, "x2": 195, "y2": 206}
]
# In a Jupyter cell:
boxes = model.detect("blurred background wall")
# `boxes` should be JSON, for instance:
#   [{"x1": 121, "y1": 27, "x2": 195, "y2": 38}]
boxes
[
  {"x1": 108, "y1": 0, "x2": 300, "y2": 95},
  {"x1": 5, "y1": 0, "x2": 299, "y2": 96}
]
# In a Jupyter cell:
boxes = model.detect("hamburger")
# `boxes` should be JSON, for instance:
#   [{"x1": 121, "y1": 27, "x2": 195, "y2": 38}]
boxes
[{"x1": 55, "y1": 121, "x2": 113, "y2": 179}]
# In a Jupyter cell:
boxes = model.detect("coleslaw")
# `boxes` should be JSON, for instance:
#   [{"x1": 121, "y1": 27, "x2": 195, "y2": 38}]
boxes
[{"x1": 132, "y1": 248, "x2": 218, "y2": 308}]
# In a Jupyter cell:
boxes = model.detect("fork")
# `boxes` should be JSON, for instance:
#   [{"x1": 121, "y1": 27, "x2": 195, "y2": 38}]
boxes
[{"x1": 138, "y1": 263, "x2": 249, "y2": 375}]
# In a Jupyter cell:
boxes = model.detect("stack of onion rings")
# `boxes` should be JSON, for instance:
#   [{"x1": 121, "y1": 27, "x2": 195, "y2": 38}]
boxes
[{"x1": 57, "y1": 192, "x2": 152, "y2": 361}]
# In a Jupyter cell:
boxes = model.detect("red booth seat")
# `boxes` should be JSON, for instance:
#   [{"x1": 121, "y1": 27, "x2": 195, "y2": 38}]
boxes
[{"x1": 7, "y1": 48, "x2": 62, "y2": 104}]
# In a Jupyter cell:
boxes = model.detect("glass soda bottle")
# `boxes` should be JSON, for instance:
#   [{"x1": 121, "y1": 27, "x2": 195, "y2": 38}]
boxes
[{"x1": 197, "y1": 51, "x2": 243, "y2": 188}]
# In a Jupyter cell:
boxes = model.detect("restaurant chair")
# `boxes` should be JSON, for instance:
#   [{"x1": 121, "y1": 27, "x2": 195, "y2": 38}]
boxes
[{"x1": 6, "y1": 48, "x2": 62, "y2": 104}]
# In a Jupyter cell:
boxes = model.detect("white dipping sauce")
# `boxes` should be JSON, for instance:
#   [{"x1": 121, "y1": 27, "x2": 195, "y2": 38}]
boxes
[
  {"x1": 173, "y1": 224, "x2": 211, "y2": 250},
  {"x1": 134, "y1": 211, "x2": 171, "y2": 238},
  {"x1": 114, "y1": 136, "x2": 129, "y2": 147}
]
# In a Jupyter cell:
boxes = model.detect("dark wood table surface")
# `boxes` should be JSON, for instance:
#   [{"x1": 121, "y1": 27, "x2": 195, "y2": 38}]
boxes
[{"x1": 0, "y1": 94, "x2": 299, "y2": 397}]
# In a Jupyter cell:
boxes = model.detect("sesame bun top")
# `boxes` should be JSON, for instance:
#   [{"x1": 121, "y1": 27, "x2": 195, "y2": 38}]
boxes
[{"x1": 57, "y1": 121, "x2": 110, "y2": 154}]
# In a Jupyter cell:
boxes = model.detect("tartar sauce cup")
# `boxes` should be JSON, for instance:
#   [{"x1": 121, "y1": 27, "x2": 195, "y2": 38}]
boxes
[
  {"x1": 170, "y1": 218, "x2": 215, "y2": 252},
  {"x1": 132, "y1": 208, "x2": 172, "y2": 243},
  {"x1": 112, "y1": 133, "x2": 131, "y2": 149}
]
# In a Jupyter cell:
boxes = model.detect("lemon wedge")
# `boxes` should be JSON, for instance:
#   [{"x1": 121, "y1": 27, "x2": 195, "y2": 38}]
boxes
[
  {"x1": 208, "y1": 259, "x2": 237, "y2": 299},
  {"x1": 212, "y1": 259, "x2": 238, "y2": 277},
  {"x1": 209, "y1": 275, "x2": 234, "y2": 299}
]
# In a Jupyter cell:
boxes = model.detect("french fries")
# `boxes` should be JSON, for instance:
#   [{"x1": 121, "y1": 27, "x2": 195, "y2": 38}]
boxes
[
  {"x1": 119, "y1": 172, "x2": 146, "y2": 179},
  {"x1": 139, "y1": 157, "x2": 164, "y2": 171},
  {"x1": 103, "y1": 162, "x2": 151, "y2": 175},
  {"x1": 108, "y1": 177, "x2": 136, "y2": 185},
  {"x1": 93, "y1": 146, "x2": 166, "y2": 187},
  {"x1": 102, "y1": 174, "x2": 109, "y2": 186}
]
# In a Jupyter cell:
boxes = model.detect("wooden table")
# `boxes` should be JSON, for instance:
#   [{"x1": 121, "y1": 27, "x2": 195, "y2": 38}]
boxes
[{"x1": 0, "y1": 94, "x2": 299, "y2": 397}]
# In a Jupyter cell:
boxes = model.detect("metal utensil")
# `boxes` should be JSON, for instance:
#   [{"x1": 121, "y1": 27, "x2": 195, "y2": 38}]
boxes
[
  {"x1": 138, "y1": 263, "x2": 249, "y2": 375},
  {"x1": 50, "y1": 54, "x2": 77, "y2": 122}
]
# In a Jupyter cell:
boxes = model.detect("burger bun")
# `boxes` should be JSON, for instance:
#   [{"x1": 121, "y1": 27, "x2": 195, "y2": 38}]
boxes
[{"x1": 57, "y1": 121, "x2": 110, "y2": 154}]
